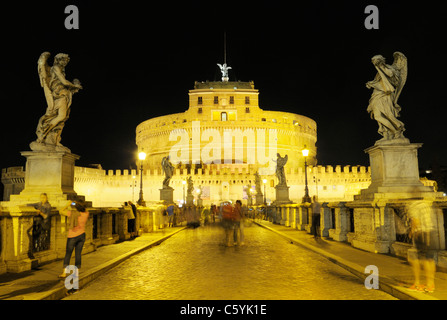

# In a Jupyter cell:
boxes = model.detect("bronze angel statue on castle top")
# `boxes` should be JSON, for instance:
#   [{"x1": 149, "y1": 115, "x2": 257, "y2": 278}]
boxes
[
  {"x1": 30, "y1": 52, "x2": 82, "y2": 152},
  {"x1": 366, "y1": 51, "x2": 408, "y2": 144}
]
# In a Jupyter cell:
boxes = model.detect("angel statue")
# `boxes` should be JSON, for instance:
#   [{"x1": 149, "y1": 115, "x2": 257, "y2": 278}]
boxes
[
  {"x1": 30, "y1": 52, "x2": 82, "y2": 152},
  {"x1": 161, "y1": 156, "x2": 175, "y2": 188},
  {"x1": 217, "y1": 63, "x2": 231, "y2": 81},
  {"x1": 274, "y1": 153, "x2": 288, "y2": 187},
  {"x1": 366, "y1": 52, "x2": 408, "y2": 144}
]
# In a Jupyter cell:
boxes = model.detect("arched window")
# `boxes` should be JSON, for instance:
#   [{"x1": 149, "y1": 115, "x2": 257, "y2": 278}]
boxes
[{"x1": 221, "y1": 112, "x2": 227, "y2": 121}]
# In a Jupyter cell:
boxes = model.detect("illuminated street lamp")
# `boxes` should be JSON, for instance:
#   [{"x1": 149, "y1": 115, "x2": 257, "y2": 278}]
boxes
[
  {"x1": 137, "y1": 151, "x2": 146, "y2": 206},
  {"x1": 302, "y1": 146, "x2": 311, "y2": 204},
  {"x1": 263, "y1": 178, "x2": 267, "y2": 205}
]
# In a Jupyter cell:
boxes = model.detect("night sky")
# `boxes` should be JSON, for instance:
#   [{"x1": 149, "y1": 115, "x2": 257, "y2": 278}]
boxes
[{"x1": 1, "y1": 1, "x2": 447, "y2": 188}]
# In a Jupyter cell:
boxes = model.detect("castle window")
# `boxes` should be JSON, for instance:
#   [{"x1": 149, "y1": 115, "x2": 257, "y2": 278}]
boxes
[
  {"x1": 198, "y1": 107, "x2": 202, "y2": 114},
  {"x1": 198, "y1": 97, "x2": 203, "y2": 105},
  {"x1": 245, "y1": 96, "x2": 250, "y2": 104},
  {"x1": 229, "y1": 96, "x2": 234, "y2": 104},
  {"x1": 214, "y1": 96, "x2": 218, "y2": 104},
  {"x1": 245, "y1": 107, "x2": 250, "y2": 113},
  {"x1": 261, "y1": 118, "x2": 266, "y2": 122},
  {"x1": 221, "y1": 112, "x2": 228, "y2": 121}
]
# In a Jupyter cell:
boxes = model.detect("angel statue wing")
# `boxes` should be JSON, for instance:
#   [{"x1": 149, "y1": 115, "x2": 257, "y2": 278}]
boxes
[
  {"x1": 392, "y1": 52, "x2": 408, "y2": 113},
  {"x1": 37, "y1": 52, "x2": 54, "y2": 110}
]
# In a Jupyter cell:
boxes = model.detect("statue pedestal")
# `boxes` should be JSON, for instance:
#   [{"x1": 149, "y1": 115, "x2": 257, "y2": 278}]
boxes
[
  {"x1": 274, "y1": 185, "x2": 292, "y2": 204},
  {"x1": 186, "y1": 195, "x2": 194, "y2": 206},
  {"x1": 255, "y1": 194, "x2": 264, "y2": 205},
  {"x1": 159, "y1": 187, "x2": 174, "y2": 204},
  {"x1": 358, "y1": 142, "x2": 434, "y2": 200},
  {"x1": 351, "y1": 140, "x2": 441, "y2": 254},
  {"x1": 6, "y1": 151, "x2": 80, "y2": 206}
]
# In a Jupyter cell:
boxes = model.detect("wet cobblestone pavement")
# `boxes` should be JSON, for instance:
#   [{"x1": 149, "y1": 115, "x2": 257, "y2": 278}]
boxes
[{"x1": 64, "y1": 222, "x2": 397, "y2": 300}]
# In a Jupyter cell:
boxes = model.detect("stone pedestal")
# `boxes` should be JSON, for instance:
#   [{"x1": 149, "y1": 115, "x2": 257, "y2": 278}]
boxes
[
  {"x1": 186, "y1": 194, "x2": 194, "y2": 206},
  {"x1": 7, "y1": 151, "x2": 80, "y2": 206},
  {"x1": 255, "y1": 193, "x2": 264, "y2": 205},
  {"x1": 274, "y1": 185, "x2": 292, "y2": 204},
  {"x1": 160, "y1": 187, "x2": 174, "y2": 204},
  {"x1": 359, "y1": 142, "x2": 433, "y2": 200},
  {"x1": 351, "y1": 141, "x2": 441, "y2": 254}
]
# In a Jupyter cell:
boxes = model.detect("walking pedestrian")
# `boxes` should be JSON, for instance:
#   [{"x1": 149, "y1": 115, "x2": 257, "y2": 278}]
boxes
[
  {"x1": 407, "y1": 201, "x2": 437, "y2": 293},
  {"x1": 127, "y1": 201, "x2": 137, "y2": 238},
  {"x1": 236, "y1": 200, "x2": 248, "y2": 246},
  {"x1": 233, "y1": 200, "x2": 243, "y2": 246},
  {"x1": 221, "y1": 201, "x2": 235, "y2": 246},
  {"x1": 311, "y1": 196, "x2": 321, "y2": 238},
  {"x1": 166, "y1": 203, "x2": 175, "y2": 227},
  {"x1": 211, "y1": 204, "x2": 218, "y2": 223},
  {"x1": 58, "y1": 199, "x2": 89, "y2": 290},
  {"x1": 129, "y1": 201, "x2": 138, "y2": 237}
]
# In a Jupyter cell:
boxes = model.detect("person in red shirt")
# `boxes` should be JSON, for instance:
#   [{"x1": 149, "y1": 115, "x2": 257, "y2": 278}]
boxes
[{"x1": 58, "y1": 200, "x2": 89, "y2": 279}]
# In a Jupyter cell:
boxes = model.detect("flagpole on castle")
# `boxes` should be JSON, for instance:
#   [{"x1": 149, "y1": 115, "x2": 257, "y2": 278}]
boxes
[{"x1": 217, "y1": 32, "x2": 231, "y2": 82}]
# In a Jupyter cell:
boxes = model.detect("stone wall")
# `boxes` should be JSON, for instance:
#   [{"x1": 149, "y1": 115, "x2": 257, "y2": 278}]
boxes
[{"x1": 3, "y1": 163, "x2": 436, "y2": 207}]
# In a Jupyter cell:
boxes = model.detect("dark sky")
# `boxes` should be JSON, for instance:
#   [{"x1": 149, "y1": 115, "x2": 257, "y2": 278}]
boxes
[{"x1": 1, "y1": 1, "x2": 447, "y2": 178}]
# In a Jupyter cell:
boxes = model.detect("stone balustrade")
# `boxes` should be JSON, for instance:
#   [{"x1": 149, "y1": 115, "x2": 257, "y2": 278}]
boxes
[
  {"x1": 258, "y1": 198, "x2": 447, "y2": 271},
  {"x1": 0, "y1": 204, "x2": 170, "y2": 275}
]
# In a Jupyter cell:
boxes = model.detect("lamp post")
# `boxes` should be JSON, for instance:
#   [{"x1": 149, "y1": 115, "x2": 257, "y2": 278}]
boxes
[
  {"x1": 302, "y1": 147, "x2": 311, "y2": 204},
  {"x1": 263, "y1": 179, "x2": 267, "y2": 205},
  {"x1": 182, "y1": 180, "x2": 186, "y2": 205},
  {"x1": 131, "y1": 175, "x2": 136, "y2": 202},
  {"x1": 137, "y1": 151, "x2": 146, "y2": 206}
]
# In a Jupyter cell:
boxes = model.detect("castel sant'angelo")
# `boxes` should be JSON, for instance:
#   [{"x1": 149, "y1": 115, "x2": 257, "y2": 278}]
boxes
[{"x1": 0, "y1": 61, "x2": 386, "y2": 207}]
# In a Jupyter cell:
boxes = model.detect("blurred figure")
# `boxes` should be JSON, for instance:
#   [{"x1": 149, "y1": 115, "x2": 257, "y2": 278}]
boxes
[
  {"x1": 407, "y1": 201, "x2": 437, "y2": 293},
  {"x1": 127, "y1": 201, "x2": 137, "y2": 238},
  {"x1": 238, "y1": 202, "x2": 247, "y2": 245},
  {"x1": 211, "y1": 204, "x2": 218, "y2": 223},
  {"x1": 166, "y1": 203, "x2": 175, "y2": 227},
  {"x1": 202, "y1": 206, "x2": 211, "y2": 226},
  {"x1": 311, "y1": 196, "x2": 321, "y2": 238},
  {"x1": 221, "y1": 201, "x2": 235, "y2": 246},
  {"x1": 233, "y1": 200, "x2": 243, "y2": 246}
]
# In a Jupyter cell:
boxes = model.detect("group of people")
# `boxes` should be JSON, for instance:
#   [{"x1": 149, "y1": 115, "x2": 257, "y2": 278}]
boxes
[
  {"x1": 26, "y1": 194, "x2": 140, "y2": 295},
  {"x1": 221, "y1": 200, "x2": 246, "y2": 247}
]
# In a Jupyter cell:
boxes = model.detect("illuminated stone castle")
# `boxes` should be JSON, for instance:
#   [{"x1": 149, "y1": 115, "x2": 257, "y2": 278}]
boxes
[{"x1": 1, "y1": 77, "x2": 436, "y2": 207}]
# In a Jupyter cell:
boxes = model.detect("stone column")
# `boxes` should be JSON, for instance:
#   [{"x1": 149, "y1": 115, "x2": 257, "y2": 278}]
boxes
[
  {"x1": 117, "y1": 208, "x2": 130, "y2": 241},
  {"x1": 289, "y1": 206, "x2": 296, "y2": 229},
  {"x1": 280, "y1": 206, "x2": 286, "y2": 225},
  {"x1": 320, "y1": 203, "x2": 332, "y2": 237},
  {"x1": 2, "y1": 207, "x2": 38, "y2": 273},
  {"x1": 331, "y1": 202, "x2": 349, "y2": 242}
]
